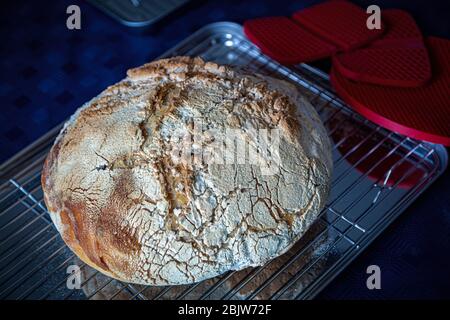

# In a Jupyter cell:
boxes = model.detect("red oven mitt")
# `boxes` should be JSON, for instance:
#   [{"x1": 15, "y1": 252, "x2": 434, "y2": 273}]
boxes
[
  {"x1": 244, "y1": 0, "x2": 384, "y2": 65},
  {"x1": 292, "y1": 0, "x2": 384, "y2": 51},
  {"x1": 243, "y1": 17, "x2": 336, "y2": 64},
  {"x1": 331, "y1": 37, "x2": 450, "y2": 146},
  {"x1": 333, "y1": 9, "x2": 432, "y2": 87}
]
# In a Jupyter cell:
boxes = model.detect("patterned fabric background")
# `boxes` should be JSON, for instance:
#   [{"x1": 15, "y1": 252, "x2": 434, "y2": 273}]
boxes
[{"x1": 0, "y1": 0, "x2": 449, "y2": 299}]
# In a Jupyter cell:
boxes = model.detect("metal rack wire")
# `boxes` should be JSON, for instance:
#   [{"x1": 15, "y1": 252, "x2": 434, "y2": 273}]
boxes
[{"x1": 0, "y1": 22, "x2": 447, "y2": 300}]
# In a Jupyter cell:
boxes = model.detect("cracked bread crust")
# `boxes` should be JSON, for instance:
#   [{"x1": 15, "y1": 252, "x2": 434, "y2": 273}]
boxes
[{"x1": 41, "y1": 56, "x2": 332, "y2": 286}]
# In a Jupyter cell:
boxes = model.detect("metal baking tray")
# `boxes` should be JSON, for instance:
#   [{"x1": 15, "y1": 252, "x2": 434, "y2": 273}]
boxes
[
  {"x1": 0, "y1": 22, "x2": 447, "y2": 300},
  {"x1": 87, "y1": 0, "x2": 190, "y2": 27}
]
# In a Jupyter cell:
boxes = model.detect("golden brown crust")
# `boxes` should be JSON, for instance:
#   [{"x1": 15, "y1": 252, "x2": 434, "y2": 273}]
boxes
[
  {"x1": 42, "y1": 56, "x2": 332, "y2": 286},
  {"x1": 42, "y1": 141, "x2": 121, "y2": 280}
]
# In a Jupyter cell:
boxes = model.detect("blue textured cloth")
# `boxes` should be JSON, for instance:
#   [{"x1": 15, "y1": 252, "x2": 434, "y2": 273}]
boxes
[{"x1": 1, "y1": 0, "x2": 449, "y2": 299}]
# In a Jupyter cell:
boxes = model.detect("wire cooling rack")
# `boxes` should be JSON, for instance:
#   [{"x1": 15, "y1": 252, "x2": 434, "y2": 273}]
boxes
[{"x1": 0, "y1": 22, "x2": 447, "y2": 300}]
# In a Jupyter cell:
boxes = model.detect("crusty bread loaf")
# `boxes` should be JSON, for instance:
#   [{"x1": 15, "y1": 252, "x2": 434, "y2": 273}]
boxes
[
  {"x1": 81, "y1": 221, "x2": 334, "y2": 300},
  {"x1": 42, "y1": 56, "x2": 332, "y2": 286},
  {"x1": 80, "y1": 262, "x2": 224, "y2": 300}
]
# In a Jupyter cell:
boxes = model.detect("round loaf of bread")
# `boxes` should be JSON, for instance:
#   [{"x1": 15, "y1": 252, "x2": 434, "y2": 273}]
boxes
[{"x1": 42, "y1": 56, "x2": 332, "y2": 286}]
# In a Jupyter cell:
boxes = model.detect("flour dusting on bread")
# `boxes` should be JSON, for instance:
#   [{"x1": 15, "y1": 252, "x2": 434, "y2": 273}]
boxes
[{"x1": 42, "y1": 56, "x2": 332, "y2": 285}]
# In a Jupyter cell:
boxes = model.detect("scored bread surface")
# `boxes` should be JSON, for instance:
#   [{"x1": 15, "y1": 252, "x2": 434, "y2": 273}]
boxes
[{"x1": 41, "y1": 56, "x2": 332, "y2": 285}]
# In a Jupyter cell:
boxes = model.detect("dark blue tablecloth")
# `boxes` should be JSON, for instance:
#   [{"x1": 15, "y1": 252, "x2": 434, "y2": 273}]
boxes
[{"x1": 1, "y1": 0, "x2": 449, "y2": 299}]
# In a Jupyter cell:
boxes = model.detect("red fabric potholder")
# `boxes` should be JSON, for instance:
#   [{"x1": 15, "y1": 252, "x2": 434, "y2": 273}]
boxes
[
  {"x1": 243, "y1": 17, "x2": 336, "y2": 64},
  {"x1": 333, "y1": 10, "x2": 432, "y2": 87},
  {"x1": 292, "y1": 0, "x2": 385, "y2": 51},
  {"x1": 331, "y1": 36, "x2": 450, "y2": 146}
]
